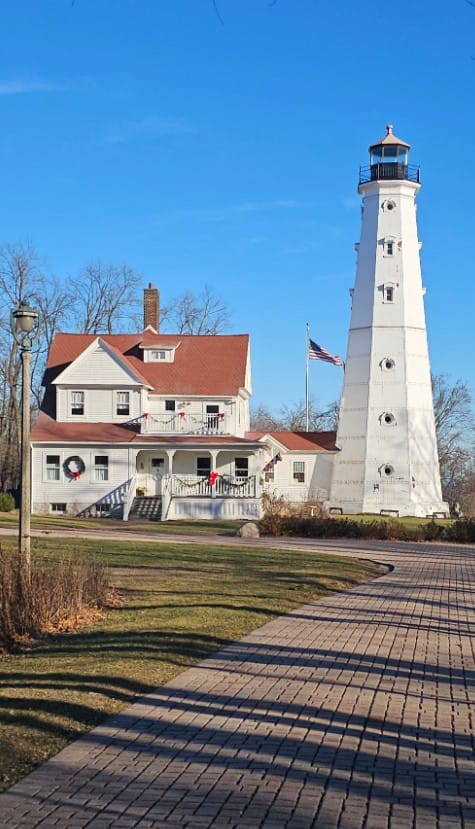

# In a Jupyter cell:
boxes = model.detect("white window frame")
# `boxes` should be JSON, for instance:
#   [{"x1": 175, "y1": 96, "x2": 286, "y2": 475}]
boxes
[
  {"x1": 50, "y1": 502, "x2": 67, "y2": 514},
  {"x1": 70, "y1": 390, "x2": 85, "y2": 416},
  {"x1": 293, "y1": 461, "x2": 305, "y2": 483},
  {"x1": 94, "y1": 455, "x2": 109, "y2": 482},
  {"x1": 115, "y1": 390, "x2": 130, "y2": 417},
  {"x1": 234, "y1": 457, "x2": 249, "y2": 478},
  {"x1": 382, "y1": 282, "x2": 397, "y2": 304},
  {"x1": 45, "y1": 454, "x2": 61, "y2": 482}
]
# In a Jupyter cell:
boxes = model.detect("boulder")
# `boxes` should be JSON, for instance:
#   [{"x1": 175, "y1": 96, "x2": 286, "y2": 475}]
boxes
[{"x1": 236, "y1": 522, "x2": 260, "y2": 538}]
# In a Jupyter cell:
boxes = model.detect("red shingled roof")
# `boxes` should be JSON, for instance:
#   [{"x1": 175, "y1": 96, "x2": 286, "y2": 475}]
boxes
[
  {"x1": 44, "y1": 332, "x2": 250, "y2": 396},
  {"x1": 246, "y1": 431, "x2": 337, "y2": 451}
]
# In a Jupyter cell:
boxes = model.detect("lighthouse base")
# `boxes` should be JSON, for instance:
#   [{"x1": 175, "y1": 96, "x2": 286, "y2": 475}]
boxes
[{"x1": 325, "y1": 497, "x2": 449, "y2": 519}]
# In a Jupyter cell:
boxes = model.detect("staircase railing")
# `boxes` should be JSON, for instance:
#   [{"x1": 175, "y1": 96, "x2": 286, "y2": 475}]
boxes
[
  {"x1": 123, "y1": 473, "x2": 138, "y2": 521},
  {"x1": 161, "y1": 475, "x2": 173, "y2": 520}
]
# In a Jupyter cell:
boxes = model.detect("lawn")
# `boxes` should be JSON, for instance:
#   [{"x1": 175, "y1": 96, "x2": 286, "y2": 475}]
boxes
[{"x1": 0, "y1": 534, "x2": 384, "y2": 790}]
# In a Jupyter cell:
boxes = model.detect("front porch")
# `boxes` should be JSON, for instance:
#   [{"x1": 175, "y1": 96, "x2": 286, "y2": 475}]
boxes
[
  {"x1": 126, "y1": 474, "x2": 260, "y2": 521},
  {"x1": 123, "y1": 446, "x2": 263, "y2": 521}
]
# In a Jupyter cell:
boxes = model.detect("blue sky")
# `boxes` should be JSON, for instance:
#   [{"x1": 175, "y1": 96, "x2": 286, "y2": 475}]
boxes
[{"x1": 1, "y1": 0, "x2": 474, "y2": 415}]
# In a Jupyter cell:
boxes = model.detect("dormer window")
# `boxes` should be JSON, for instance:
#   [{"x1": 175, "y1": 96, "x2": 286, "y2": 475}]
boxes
[{"x1": 142, "y1": 343, "x2": 178, "y2": 363}]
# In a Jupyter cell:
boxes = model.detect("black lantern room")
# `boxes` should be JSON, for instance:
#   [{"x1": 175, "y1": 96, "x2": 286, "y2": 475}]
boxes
[{"x1": 359, "y1": 125, "x2": 420, "y2": 185}]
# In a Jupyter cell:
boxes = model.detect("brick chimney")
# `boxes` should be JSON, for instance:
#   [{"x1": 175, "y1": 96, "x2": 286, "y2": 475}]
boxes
[{"x1": 143, "y1": 283, "x2": 160, "y2": 331}]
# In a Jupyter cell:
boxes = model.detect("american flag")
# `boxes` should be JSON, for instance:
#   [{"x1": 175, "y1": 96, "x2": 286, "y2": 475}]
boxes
[{"x1": 308, "y1": 338, "x2": 343, "y2": 366}]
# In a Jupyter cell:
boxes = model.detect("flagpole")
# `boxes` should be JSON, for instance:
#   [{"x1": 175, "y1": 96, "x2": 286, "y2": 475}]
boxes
[{"x1": 305, "y1": 322, "x2": 310, "y2": 432}]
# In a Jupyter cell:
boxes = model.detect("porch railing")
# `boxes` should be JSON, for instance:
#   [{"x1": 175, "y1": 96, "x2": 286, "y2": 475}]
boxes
[{"x1": 168, "y1": 474, "x2": 256, "y2": 498}]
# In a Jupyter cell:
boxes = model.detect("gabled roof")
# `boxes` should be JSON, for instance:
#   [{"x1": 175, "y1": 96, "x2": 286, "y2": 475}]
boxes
[
  {"x1": 52, "y1": 337, "x2": 151, "y2": 387},
  {"x1": 43, "y1": 332, "x2": 250, "y2": 396},
  {"x1": 246, "y1": 431, "x2": 337, "y2": 451}
]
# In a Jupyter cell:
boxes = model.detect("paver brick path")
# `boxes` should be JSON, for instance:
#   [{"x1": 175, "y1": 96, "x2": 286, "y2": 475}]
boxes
[{"x1": 1, "y1": 538, "x2": 474, "y2": 828}]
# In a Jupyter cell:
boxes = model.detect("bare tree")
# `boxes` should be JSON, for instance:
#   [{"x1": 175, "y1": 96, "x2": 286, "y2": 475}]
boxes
[
  {"x1": 70, "y1": 262, "x2": 143, "y2": 334},
  {"x1": 249, "y1": 405, "x2": 284, "y2": 432},
  {"x1": 250, "y1": 398, "x2": 338, "y2": 432},
  {"x1": 161, "y1": 285, "x2": 230, "y2": 334},
  {"x1": 0, "y1": 242, "x2": 70, "y2": 491},
  {"x1": 432, "y1": 374, "x2": 475, "y2": 513}
]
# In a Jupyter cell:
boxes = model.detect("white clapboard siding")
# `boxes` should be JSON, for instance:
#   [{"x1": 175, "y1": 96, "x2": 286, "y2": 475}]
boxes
[
  {"x1": 55, "y1": 342, "x2": 144, "y2": 387},
  {"x1": 57, "y1": 387, "x2": 142, "y2": 422},
  {"x1": 31, "y1": 446, "x2": 133, "y2": 515}
]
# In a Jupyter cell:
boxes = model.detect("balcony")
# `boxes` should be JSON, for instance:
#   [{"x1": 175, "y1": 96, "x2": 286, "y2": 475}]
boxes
[
  {"x1": 359, "y1": 163, "x2": 420, "y2": 185},
  {"x1": 141, "y1": 412, "x2": 229, "y2": 435}
]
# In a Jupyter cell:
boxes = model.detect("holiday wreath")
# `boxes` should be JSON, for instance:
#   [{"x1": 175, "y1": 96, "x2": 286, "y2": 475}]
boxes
[{"x1": 63, "y1": 455, "x2": 86, "y2": 480}]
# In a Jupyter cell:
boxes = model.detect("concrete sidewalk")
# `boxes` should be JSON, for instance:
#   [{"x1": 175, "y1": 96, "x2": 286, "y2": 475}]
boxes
[{"x1": 1, "y1": 540, "x2": 474, "y2": 828}]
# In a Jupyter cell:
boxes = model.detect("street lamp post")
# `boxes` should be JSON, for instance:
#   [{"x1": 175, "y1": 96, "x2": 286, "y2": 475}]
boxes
[{"x1": 11, "y1": 300, "x2": 40, "y2": 573}]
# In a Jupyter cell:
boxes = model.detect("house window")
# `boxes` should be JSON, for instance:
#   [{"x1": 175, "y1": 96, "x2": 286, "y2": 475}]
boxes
[
  {"x1": 293, "y1": 461, "x2": 305, "y2": 483},
  {"x1": 50, "y1": 502, "x2": 67, "y2": 513},
  {"x1": 96, "y1": 502, "x2": 111, "y2": 516},
  {"x1": 94, "y1": 456, "x2": 109, "y2": 482},
  {"x1": 151, "y1": 350, "x2": 166, "y2": 361},
  {"x1": 197, "y1": 457, "x2": 211, "y2": 478},
  {"x1": 264, "y1": 468, "x2": 274, "y2": 483},
  {"x1": 70, "y1": 391, "x2": 85, "y2": 416},
  {"x1": 46, "y1": 455, "x2": 61, "y2": 481},
  {"x1": 116, "y1": 391, "x2": 130, "y2": 416},
  {"x1": 235, "y1": 457, "x2": 249, "y2": 478},
  {"x1": 165, "y1": 400, "x2": 176, "y2": 412}
]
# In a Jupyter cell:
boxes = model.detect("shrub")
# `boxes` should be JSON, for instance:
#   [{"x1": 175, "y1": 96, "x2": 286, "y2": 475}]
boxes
[
  {"x1": 423, "y1": 520, "x2": 446, "y2": 542},
  {"x1": 0, "y1": 492, "x2": 15, "y2": 512},
  {"x1": 0, "y1": 548, "x2": 113, "y2": 653},
  {"x1": 444, "y1": 518, "x2": 475, "y2": 544}
]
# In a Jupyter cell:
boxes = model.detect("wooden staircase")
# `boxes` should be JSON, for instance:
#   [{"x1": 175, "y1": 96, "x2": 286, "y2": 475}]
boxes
[{"x1": 128, "y1": 496, "x2": 163, "y2": 521}]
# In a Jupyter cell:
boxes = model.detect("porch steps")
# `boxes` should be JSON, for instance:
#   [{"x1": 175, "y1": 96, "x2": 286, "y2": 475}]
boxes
[{"x1": 129, "y1": 496, "x2": 162, "y2": 521}]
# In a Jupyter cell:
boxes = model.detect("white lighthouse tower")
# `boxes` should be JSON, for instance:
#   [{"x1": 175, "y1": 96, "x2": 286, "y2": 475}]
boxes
[{"x1": 328, "y1": 126, "x2": 448, "y2": 518}]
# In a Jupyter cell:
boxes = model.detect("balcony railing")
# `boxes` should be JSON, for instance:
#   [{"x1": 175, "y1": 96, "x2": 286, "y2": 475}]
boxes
[
  {"x1": 359, "y1": 163, "x2": 420, "y2": 185},
  {"x1": 142, "y1": 413, "x2": 228, "y2": 435}
]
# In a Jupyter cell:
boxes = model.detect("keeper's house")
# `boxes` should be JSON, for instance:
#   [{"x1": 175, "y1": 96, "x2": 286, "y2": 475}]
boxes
[{"x1": 31, "y1": 286, "x2": 336, "y2": 521}]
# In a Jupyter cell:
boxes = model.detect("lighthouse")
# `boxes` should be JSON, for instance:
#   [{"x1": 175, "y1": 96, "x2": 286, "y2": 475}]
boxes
[{"x1": 328, "y1": 126, "x2": 448, "y2": 518}]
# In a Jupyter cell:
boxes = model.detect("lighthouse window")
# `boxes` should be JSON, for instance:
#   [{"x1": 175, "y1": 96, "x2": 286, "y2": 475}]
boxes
[
  {"x1": 386, "y1": 241, "x2": 394, "y2": 256},
  {"x1": 382, "y1": 357, "x2": 395, "y2": 371},
  {"x1": 383, "y1": 465, "x2": 394, "y2": 477},
  {"x1": 385, "y1": 286, "x2": 394, "y2": 302},
  {"x1": 382, "y1": 412, "x2": 396, "y2": 426}
]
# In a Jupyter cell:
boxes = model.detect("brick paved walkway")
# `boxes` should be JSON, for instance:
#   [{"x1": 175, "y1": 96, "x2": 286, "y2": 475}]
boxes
[{"x1": 1, "y1": 540, "x2": 474, "y2": 828}]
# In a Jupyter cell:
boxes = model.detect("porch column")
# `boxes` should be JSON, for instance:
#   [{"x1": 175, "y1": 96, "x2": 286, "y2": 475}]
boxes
[
  {"x1": 166, "y1": 449, "x2": 176, "y2": 494},
  {"x1": 210, "y1": 449, "x2": 219, "y2": 499}
]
